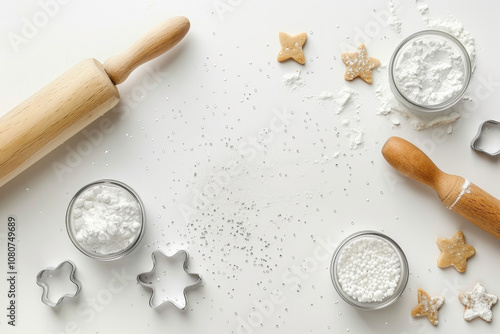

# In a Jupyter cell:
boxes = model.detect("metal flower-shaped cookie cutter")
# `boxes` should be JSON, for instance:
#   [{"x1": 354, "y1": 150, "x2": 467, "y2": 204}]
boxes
[
  {"x1": 471, "y1": 120, "x2": 500, "y2": 156},
  {"x1": 137, "y1": 250, "x2": 201, "y2": 309},
  {"x1": 36, "y1": 260, "x2": 82, "y2": 307}
]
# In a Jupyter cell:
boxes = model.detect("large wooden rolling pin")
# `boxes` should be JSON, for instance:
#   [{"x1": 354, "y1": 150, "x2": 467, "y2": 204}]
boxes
[
  {"x1": 382, "y1": 136, "x2": 500, "y2": 239},
  {"x1": 0, "y1": 16, "x2": 190, "y2": 188}
]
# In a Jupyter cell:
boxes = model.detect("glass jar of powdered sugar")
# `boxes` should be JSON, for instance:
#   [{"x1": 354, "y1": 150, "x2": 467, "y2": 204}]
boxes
[
  {"x1": 330, "y1": 231, "x2": 409, "y2": 310},
  {"x1": 66, "y1": 180, "x2": 145, "y2": 261},
  {"x1": 389, "y1": 30, "x2": 471, "y2": 112}
]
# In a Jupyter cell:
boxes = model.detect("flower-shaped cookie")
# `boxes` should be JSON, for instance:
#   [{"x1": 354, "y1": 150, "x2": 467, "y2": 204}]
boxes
[{"x1": 137, "y1": 250, "x2": 201, "y2": 309}]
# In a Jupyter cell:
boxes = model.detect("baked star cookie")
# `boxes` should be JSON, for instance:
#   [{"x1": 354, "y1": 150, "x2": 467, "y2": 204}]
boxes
[
  {"x1": 341, "y1": 43, "x2": 380, "y2": 84},
  {"x1": 277, "y1": 32, "x2": 307, "y2": 64},
  {"x1": 459, "y1": 283, "x2": 498, "y2": 322},
  {"x1": 411, "y1": 289, "x2": 445, "y2": 326},
  {"x1": 436, "y1": 230, "x2": 475, "y2": 272}
]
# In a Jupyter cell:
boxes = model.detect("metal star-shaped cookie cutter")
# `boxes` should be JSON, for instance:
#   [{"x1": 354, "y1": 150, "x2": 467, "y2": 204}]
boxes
[
  {"x1": 471, "y1": 120, "x2": 500, "y2": 156},
  {"x1": 137, "y1": 250, "x2": 201, "y2": 309},
  {"x1": 36, "y1": 260, "x2": 82, "y2": 307}
]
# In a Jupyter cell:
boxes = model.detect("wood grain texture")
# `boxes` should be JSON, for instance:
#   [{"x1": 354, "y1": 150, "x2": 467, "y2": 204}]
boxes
[
  {"x1": 382, "y1": 136, "x2": 500, "y2": 240},
  {"x1": 0, "y1": 59, "x2": 119, "y2": 187},
  {"x1": 0, "y1": 16, "x2": 190, "y2": 188},
  {"x1": 444, "y1": 183, "x2": 500, "y2": 239},
  {"x1": 103, "y1": 16, "x2": 190, "y2": 85}
]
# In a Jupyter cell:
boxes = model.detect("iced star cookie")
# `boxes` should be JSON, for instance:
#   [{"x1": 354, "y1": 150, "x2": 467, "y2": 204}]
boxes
[
  {"x1": 341, "y1": 43, "x2": 380, "y2": 84},
  {"x1": 277, "y1": 32, "x2": 307, "y2": 64},
  {"x1": 436, "y1": 230, "x2": 475, "y2": 272},
  {"x1": 459, "y1": 283, "x2": 498, "y2": 322},
  {"x1": 411, "y1": 289, "x2": 445, "y2": 326}
]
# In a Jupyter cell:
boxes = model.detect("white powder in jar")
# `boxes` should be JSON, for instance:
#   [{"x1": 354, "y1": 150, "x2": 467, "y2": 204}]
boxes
[
  {"x1": 376, "y1": 1, "x2": 476, "y2": 130},
  {"x1": 71, "y1": 182, "x2": 143, "y2": 255},
  {"x1": 394, "y1": 38, "x2": 465, "y2": 106},
  {"x1": 337, "y1": 236, "x2": 401, "y2": 303},
  {"x1": 427, "y1": 18, "x2": 476, "y2": 72}
]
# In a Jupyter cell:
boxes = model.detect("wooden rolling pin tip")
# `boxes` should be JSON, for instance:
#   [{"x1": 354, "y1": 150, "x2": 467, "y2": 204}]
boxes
[
  {"x1": 382, "y1": 136, "x2": 444, "y2": 190},
  {"x1": 104, "y1": 16, "x2": 191, "y2": 85},
  {"x1": 382, "y1": 136, "x2": 500, "y2": 240}
]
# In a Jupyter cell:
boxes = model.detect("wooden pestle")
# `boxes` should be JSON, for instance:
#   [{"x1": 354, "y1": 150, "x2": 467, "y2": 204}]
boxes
[
  {"x1": 382, "y1": 136, "x2": 500, "y2": 239},
  {"x1": 0, "y1": 16, "x2": 190, "y2": 188}
]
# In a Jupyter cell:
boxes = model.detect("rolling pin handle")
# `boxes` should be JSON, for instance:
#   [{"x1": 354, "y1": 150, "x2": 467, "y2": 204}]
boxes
[
  {"x1": 381, "y1": 136, "x2": 445, "y2": 191},
  {"x1": 382, "y1": 136, "x2": 500, "y2": 240},
  {"x1": 103, "y1": 16, "x2": 190, "y2": 85}
]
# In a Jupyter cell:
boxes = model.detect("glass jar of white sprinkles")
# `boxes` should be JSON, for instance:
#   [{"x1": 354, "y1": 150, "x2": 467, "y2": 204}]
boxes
[{"x1": 330, "y1": 230, "x2": 409, "y2": 310}]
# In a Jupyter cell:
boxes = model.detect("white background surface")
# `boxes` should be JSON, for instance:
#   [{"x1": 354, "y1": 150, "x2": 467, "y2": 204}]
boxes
[{"x1": 1, "y1": 0, "x2": 500, "y2": 333}]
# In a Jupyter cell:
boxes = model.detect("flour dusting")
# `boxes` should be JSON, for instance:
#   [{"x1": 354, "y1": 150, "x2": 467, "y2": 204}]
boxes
[
  {"x1": 427, "y1": 18, "x2": 477, "y2": 72},
  {"x1": 374, "y1": 84, "x2": 461, "y2": 130},
  {"x1": 347, "y1": 127, "x2": 364, "y2": 150},
  {"x1": 415, "y1": 0, "x2": 429, "y2": 22},
  {"x1": 282, "y1": 69, "x2": 305, "y2": 89},
  {"x1": 306, "y1": 86, "x2": 357, "y2": 114},
  {"x1": 415, "y1": 0, "x2": 476, "y2": 71},
  {"x1": 308, "y1": 91, "x2": 335, "y2": 100},
  {"x1": 387, "y1": 0, "x2": 403, "y2": 35}
]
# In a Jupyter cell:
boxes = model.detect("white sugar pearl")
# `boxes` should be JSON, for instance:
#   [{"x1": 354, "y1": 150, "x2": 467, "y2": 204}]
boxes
[{"x1": 337, "y1": 236, "x2": 401, "y2": 302}]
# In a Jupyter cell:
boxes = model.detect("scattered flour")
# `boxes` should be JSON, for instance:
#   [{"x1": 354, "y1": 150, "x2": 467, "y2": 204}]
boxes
[
  {"x1": 347, "y1": 127, "x2": 364, "y2": 150},
  {"x1": 407, "y1": 109, "x2": 461, "y2": 131},
  {"x1": 313, "y1": 151, "x2": 341, "y2": 165},
  {"x1": 308, "y1": 91, "x2": 336, "y2": 100},
  {"x1": 387, "y1": 0, "x2": 403, "y2": 35},
  {"x1": 282, "y1": 69, "x2": 305, "y2": 89},
  {"x1": 306, "y1": 86, "x2": 357, "y2": 114},
  {"x1": 335, "y1": 87, "x2": 355, "y2": 113},
  {"x1": 374, "y1": 84, "x2": 461, "y2": 130},
  {"x1": 415, "y1": 0, "x2": 476, "y2": 71},
  {"x1": 447, "y1": 179, "x2": 471, "y2": 210},
  {"x1": 415, "y1": 0, "x2": 429, "y2": 21},
  {"x1": 427, "y1": 18, "x2": 477, "y2": 72},
  {"x1": 337, "y1": 236, "x2": 401, "y2": 303},
  {"x1": 305, "y1": 86, "x2": 363, "y2": 148}
]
